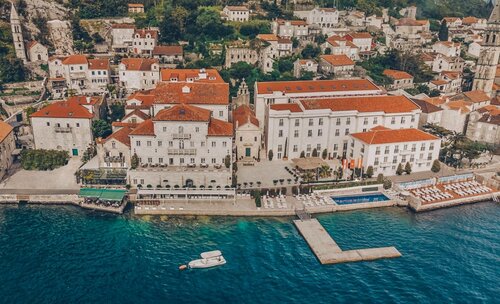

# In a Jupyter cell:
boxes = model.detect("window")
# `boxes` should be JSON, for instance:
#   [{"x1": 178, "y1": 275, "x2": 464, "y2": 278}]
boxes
[
  {"x1": 427, "y1": 153, "x2": 433, "y2": 160},
  {"x1": 346, "y1": 118, "x2": 351, "y2": 125},
  {"x1": 46, "y1": 122, "x2": 50, "y2": 126},
  {"x1": 318, "y1": 129, "x2": 323, "y2": 136},
  {"x1": 392, "y1": 156, "x2": 398, "y2": 164},
  {"x1": 333, "y1": 144, "x2": 338, "y2": 151},
  {"x1": 279, "y1": 119, "x2": 284, "y2": 127},
  {"x1": 376, "y1": 147, "x2": 381, "y2": 155},
  {"x1": 278, "y1": 130, "x2": 283, "y2": 137},
  {"x1": 240, "y1": 136, "x2": 243, "y2": 142},
  {"x1": 294, "y1": 130, "x2": 299, "y2": 138},
  {"x1": 76, "y1": 123, "x2": 80, "y2": 127},
  {"x1": 420, "y1": 143, "x2": 426, "y2": 151},
  {"x1": 212, "y1": 142, "x2": 216, "y2": 147},
  {"x1": 374, "y1": 157, "x2": 379, "y2": 165},
  {"x1": 158, "y1": 141, "x2": 162, "y2": 147},
  {"x1": 394, "y1": 145, "x2": 399, "y2": 153},
  {"x1": 319, "y1": 118, "x2": 323, "y2": 126},
  {"x1": 136, "y1": 141, "x2": 141, "y2": 146},
  {"x1": 147, "y1": 141, "x2": 152, "y2": 147},
  {"x1": 345, "y1": 129, "x2": 349, "y2": 135},
  {"x1": 336, "y1": 118, "x2": 341, "y2": 126},
  {"x1": 335, "y1": 129, "x2": 340, "y2": 136},
  {"x1": 373, "y1": 117, "x2": 378, "y2": 125},
  {"x1": 401, "y1": 117, "x2": 406, "y2": 124},
  {"x1": 309, "y1": 119, "x2": 313, "y2": 126},
  {"x1": 278, "y1": 145, "x2": 283, "y2": 152},
  {"x1": 411, "y1": 144, "x2": 416, "y2": 152},
  {"x1": 429, "y1": 143, "x2": 434, "y2": 150},
  {"x1": 384, "y1": 146, "x2": 390, "y2": 154},
  {"x1": 159, "y1": 158, "x2": 163, "y2": 163},
  {"x1": 306, "y1": 144, "x2": 311, "y2": 151},
  {"x1": 391, "y1": 117, "x2": 396, "y2": 124},
  {"x1": 219, "y1": 111, "x2": 223, "y2": 117},
  {"x1": 169, "y1": 141, "x2": 173, "y2": 147},
  {"x1": 111, "y1": 142, "x2": 116, "y2": 149},
  {"x1": 148, "y1": 157, "x2": 152, "y2": 163},
  {"x1": 293, "y1": 145, "x2": 298, "y2": 152},
  {"x1": 363, "y1": 118, "x2": 368, "y2": 125},
  {"x1": 195, "y1": 127, "x2": 199, "y2": 132},
  {"x1": 294, "y1": 119, "x2": 300, "y2": 127},
  {"x1": 308, "y1": 130, "x2": 312, "y2": 137},
  {"x1": 223, "y1": 141, "x2": 227, "y2": 147}
]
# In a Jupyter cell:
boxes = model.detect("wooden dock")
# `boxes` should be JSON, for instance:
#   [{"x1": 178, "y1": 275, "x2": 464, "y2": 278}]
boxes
[{"x1": 294, "y1": 218, "x2": 401, "y2": 264}]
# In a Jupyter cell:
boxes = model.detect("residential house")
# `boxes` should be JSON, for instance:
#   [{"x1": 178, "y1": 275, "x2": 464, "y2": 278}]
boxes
[
  {"x1": 272, "y1": 19, "x2": 309, "y2": 40},
  {"x1": 128, "y1": 3, "x2": 144, "y2": 14},
  {"x1": 411, "y1": 98, "x2": 444, "y2": 128},
  {"x1": 152, "y1": 45, "x2": 183, "y2": 64},
  {"x1": 383, "y1": 69, "x2": 414, "y2": 90},
  {"x1": 131, "y1": 28, "x2": 158, "y2": 55},
  {"x1": 118, "y1": 58, "x2": 160, "y2": 91},
  {"x1": 321, "y1": 35, "x2": 359, "y2": 60},
  {"x1": 256, "y1": 34, "x2": 293, "y2": 73},
  {"x1": 293, "y1": 7, "x2": 339, "y2": 34},
  {"x1": 0, "y1": 121, "x2": 15, "y2": 180},
  {"x1": 224, "y1": 40, "x2": 259, "y2": 68},
  {"x1": 432, "y1": 41, "x2": 461, "y2": 57},
  {"x1": 319, "y1": 54, "x2": 355, "y2": 78},
  {"x1": 293, "y1": 59, "x2": 318, "y2": 78},
  {"x1": 222, "y1": 6, "x2": 249, "y2": 22}
]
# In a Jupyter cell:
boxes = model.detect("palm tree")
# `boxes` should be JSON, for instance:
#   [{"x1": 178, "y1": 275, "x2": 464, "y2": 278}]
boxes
[
  {"x1": 302, "y1": 171, "x2": 315, "y2": 182},
  {"x1": 318, "y1": 165, "x2": 331, "y2": 178}
]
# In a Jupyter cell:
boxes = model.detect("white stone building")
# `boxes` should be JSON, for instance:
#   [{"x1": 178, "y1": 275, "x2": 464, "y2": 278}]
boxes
[
  {"x1": 319, "y1": 54, "x2": 355, "y2": 78},
  {"x1": 128, "y1": 103, "x2": 233, "y2": 188},
  {"x1": 411, "y1": 98, "x2": 444, "y2": 128},
  {"x1": 266, "y1": 95, "x2": 421, "y2": 160},
  {"x1": 350, "y1": 127, "x2": 441, "y2": 176},
  {"x1": 111, "y1": 23, "x2": 136, "y2": 53},
  {"x1": 256, "y1": 34, "x2": 293, "y2": 73},
  {"x1": 272, "y1": 19, "x2": 309, "y2": 39},
  {"x1": 119, "y1": 58, "x2": 160, "y2": 91},
  {"x1": 224, "y1": 40, "x2": 259, "y2": 68},
  {"x1": 293, "y1": 7, "x2": 339, "y2": 34},
  {"x1": 233, "y1": 105, "x2": 261, "y2": 161},
  {"x1": 30, "y1": 98, "x2": 98, "y2": 157},
  {"x1": 432, "y1": 41, "x2": 461, "y2": 57},
  {"x1": 0, "y1": 121, "x2": 15, "y2": 181},
  {"x1": 128, "y1": 3, "x2": 144, "y2": 14},
  {"x1": 152, "y1": 45, "x2": 183, "y2": 64},
  {"x1": 222, "y1": 6, "x2": 249, "y2": 22},
  {"x1": 26, "y1": 41, "x2": 48, "y2": 63},
  {"x1": 131, "y1": 29, "x2": 159, "y2": 55},
  {"x1": 383, "y1": 69, "x2": 414, "y2": 90},
  {"x1": 293, "y1": 59, "x2": 318, "y2": 78},
  {"x1": 254, "y1": 79, "x2": 385, "y2": 130},
  {"x1": 321, "y1": 35, "x2": 359, "y2": 60}
]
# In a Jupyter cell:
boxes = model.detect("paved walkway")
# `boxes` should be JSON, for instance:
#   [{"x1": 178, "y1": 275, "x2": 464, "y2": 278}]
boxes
[
  {"x1": 236, "y1": 159, "x2": 297, "y2": 188},
  {"x1": 0, "y1": 158, "x2": 81, "y2": 191}
]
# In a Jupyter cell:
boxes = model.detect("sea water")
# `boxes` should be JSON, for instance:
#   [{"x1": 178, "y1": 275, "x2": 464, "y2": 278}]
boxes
[{"x1": 0, "y1": 203, "x2": 498, "y2": 303}]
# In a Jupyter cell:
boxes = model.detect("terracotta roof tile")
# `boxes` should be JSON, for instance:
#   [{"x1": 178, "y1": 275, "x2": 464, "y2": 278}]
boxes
[
  {"x1": 276, "y1": 19, "x2": 308, "y2": 26},
  {"x1": 233, "y1": 105, "x2": 259, "y2": 127},
  {"x1": 128, "y1": 3, "x2": 144, "y2": 8},
  {"x1": 134, "y1": 29, "x2": 158, "y2": 39},
  {"x1": 88, "y1": 58, "x2": 110, "y2": 70},
  {"x1": 152, "y1": 82, "x2": 229, "y2": 105},
  {"x1": 300, "y1": 95, "x2": 419, "y2": 113},
  {"x1": 111, "y1": 23, "x2": 136, "y2": 29},
  {"x1": 270, "y1": 103, "x2": 303, "y2": 112},
  {"x1": 104, "y1": 125, "x2": 135, "y2": 147},
  {"x1": 257, "y1": 79, "x2": 380, "y2": 94},
  {"x1": 31, "y1": 100, "x2": 93, "y2": 119},
  {"x1": 0, "y1": 121, "x2": 13, "y2": 143},
  {"x1": 62, "y1": 55, "x2": 88, "y2": 65},
  {"x1": 120, "y1": 58, "x2": 158, "y2": 71},
  {"x1": 154, "y1": 104, "x2": 211, "y2": 122},
  {"x1": 66, "y1": 95, "x2": 102, "y2": 106},
  {"x1": 383, "y1": 69, "x2": 413, "y2": 80},
  {"x1": 351, "y1": 128, "x2": 438, "y2": 144},
  {"x1": 411, "y1": 98, "x2": 443, "y2": 114},
  {"x1": 122, "y1": 109, "x2": 150, "y2": 121},
  {"x1": 152, "y1": 45, "x2": 183, "y2": 56},
  {"x1": 346, "y1": 32, "x2": 372, "y2": 39},
  {"x1": 320, "y1": 54, "x2": 354, "y2": 66},
  {"x1": 160, "y1": 68, "x2": 223, "y2": 82},
  {"x1": 225, "y1": 5, "x2": 249, "y2": 11},
  {"x1": 129, "y1": 119, "x2": 154, "y2": 136},
  {"x1": 257, "y1": 34, "x2": 279, "y2": 41},
  {"x1": 208, "y1": 118, "x2": 233, "y2": 137}
]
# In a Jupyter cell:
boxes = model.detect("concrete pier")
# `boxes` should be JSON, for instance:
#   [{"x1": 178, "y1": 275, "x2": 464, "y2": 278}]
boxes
[{"x1": 294, "y1": 218, "x2": 401, "y2": 264}]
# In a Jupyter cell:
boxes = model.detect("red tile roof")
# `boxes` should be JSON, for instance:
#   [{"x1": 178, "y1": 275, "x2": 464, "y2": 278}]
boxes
[
  {"x1": 128, "y1": 3, "x2": 144, "y2": 8},
  {"x1": 225, "y1": 5, "x2": 249, "y2": 11},
  {"x1": 62, "y1": 55, "x2": 88, "y2": 65},
  {"x1": 270, "y1": 103, "x2": 303, "y2": 112},
  {"x1": 233, "y1": 105, "x2": 259, "y2": 128},
  {"x1": 154, "y1": 104, "x2": 211, "y2": 122},
  {"x1": 88, "y1": 58, "x2": 110, "y2": 70},
  {"x1": 276, "y1": 19, "x2": 308, "y2": 26},
  {"x1": 120, "y1": 58, "x2": 158, "y2": 71},
  {"x1": 134, "y1": 29, "x2": 158, "y2": 39},
  {"x1": 257, "y1": 34, "x2": 279, "y2": 41},
  {"x1": 0, "y1": 121, "x2": 13, "y2": 143},
  {"x1": 152, "y1": 82, "x2": 229, "y2": 105},
  {"x1": 383, "y1": 69, "x2": 413, "y2": 80},
  {"x1": 256, "y1": 79, "x2": 380, "y2": 94},
  {"x1": 320, "y1": 54, "x2": 354, "y2": 66},
  {"x1": 160, "y1": 68, "x2": 223, "y2": 82},
  {"x1": 346, "y1": 32, "x2": 372, "y2": 39},
  {"x1": 411, "y1": 98, "x2": 443, "y2": 114},
  {"x1": 31, "y1": 100, "x2": 93, "y2": 119},
  {"x1": 129, "y1": 119, "x2": 154, "y2": 136},
  {"x1": 300, "y1": 95, "x2": 419, "y2": 113},
  {"x1": 104, "y1": 125, "x2": 135, "y2": 147},
  {"x1": 66, "y1": 95, "x2": 102, "y2": 106},
  {"x1": 397, "y1": 18, "x2": 429, "y2": 26},
  {"x1": 152, "y1": 45, "x2": 183, "y2": 56},
  {"x1": 208, "y1": 118, "x2": 233, "y2": 137},
  {"x1": 351, "y1": 128, "x2": 438, "y2": 144},
  {"x1": 122, "y1": 109, "x2": 150, "y2": 121},
  {"x1": 111, "y1": 23, "x2": 136, "y2": 29}
]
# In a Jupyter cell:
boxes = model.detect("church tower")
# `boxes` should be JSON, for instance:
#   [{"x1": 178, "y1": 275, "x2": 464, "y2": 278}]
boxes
[
  {"x1": 472, "y1": 2, "x2": 500, "y2": 96},
  {"x1": 10, "y1": 1, "x2": 27, "y2": 63}
]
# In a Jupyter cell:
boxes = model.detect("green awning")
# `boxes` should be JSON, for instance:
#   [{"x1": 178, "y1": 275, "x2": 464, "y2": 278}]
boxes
[
  {"x1": 79, "y1": 188, "x2": 126, "y2": 201},
  {"x1": 79, "y1": 188, "x2": 103, "y2": 198},
  {"x1": 99, "y1": 189, "x2": 127, "y2": 201}
]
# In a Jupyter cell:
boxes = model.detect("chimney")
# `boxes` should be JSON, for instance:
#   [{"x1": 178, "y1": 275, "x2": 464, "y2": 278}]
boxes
[{"x1": 199, "y1": 68, "x2": 207, "y2": 79}]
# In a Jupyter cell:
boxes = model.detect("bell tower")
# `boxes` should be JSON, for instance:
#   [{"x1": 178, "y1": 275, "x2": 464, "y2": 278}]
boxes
[
  {"x1": 10, "y1": 1, "x2": 27, "y2": 63},
  {"x1": 472, "y1": 1, "x2": 500, "y2": 96}
]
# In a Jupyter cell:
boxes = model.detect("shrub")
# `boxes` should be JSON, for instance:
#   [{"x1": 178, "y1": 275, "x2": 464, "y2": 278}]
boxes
[
  {"x1": 404, "y1": 162, "x2": 412, "y2": 175},
  {"x1": 252, "y1": 190, "x2": 261, "y2": 207},
  {"x1": 366, "y1": 166, "x2": 374, "y2": 178},
  {"x1": 300, "y1": 151, "x2": 305, "y2": 158},
  {"x1": 431, "y1": 160, "x2": 441, "y2": 173},
  {"x1": 224, "y1": 155, "x2": 231, "y2": 168},
  {"x1": 20, "y1": 149, "x2": 69, "y2": 171},
  {"x1": 383, "y1": 179, "x2": 392, "y2": 190},
  {"x1": 322, "y1": 149, "x2": 328, "y2": 159},
  {"x1": 312, "y1": 148, "x2": 318, "y2": 157},
  {"x1": 376, "y1": 173, "x2": 384, "y2": 183},
  {"x1": 396, "y1": 164, "x2": 403, "y2": 175},
  {"x1": 146, "y1": 184, "x2": 152, "y2": 188},
  {"x1": 268, "y1": 149, "x2": 273, "y2": 161}
]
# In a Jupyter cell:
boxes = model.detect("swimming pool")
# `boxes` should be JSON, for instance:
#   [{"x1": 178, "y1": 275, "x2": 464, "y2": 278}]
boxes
[{"x1": 331, "y1": 193, "x2": 390, "y2": 205}]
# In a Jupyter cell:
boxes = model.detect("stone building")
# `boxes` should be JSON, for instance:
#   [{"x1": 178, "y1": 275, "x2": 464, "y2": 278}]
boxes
[
  {"x1": 10, "y1": 1, "x2": 26, "y2": 63},
  {"x1": 0, "y1": 121, "x2": 15, "y2": 181}
]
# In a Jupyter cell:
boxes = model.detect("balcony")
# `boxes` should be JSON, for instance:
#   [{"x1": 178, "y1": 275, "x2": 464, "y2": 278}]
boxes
[
  {"x1": 167, "y1": 148, "x2": 196, "y2": 155},
  {"x1": 104, "y1": 156, "x2": 125, "y2": 163},
  {"x1": 172, "y1": 133, "x2": 191, "y2": 140},
  {"x1": 54, "y1": 126, "x2": 72, "y2": 133}
]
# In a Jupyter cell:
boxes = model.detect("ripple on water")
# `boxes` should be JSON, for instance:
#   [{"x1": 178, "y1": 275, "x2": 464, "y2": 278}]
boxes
[{"x1": 0, "y1": 203, "x2": 498, "y2": 303}]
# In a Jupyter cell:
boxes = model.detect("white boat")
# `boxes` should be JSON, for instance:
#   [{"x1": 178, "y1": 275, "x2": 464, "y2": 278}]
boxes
[{"x1": 188, "y1": 250, "x2": 226, "y2": 269}]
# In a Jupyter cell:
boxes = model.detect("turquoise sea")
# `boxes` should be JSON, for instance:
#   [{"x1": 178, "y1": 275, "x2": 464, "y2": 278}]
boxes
[{"x1": 0, "y1": 203, "x2": 498, "y2": 303}]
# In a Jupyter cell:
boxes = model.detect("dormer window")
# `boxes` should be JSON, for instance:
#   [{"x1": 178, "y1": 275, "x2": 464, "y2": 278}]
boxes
[
  {"x1": 170, "y1": 77, "x2": 178, "y2": 82},
  {"x1": 182, "y1": 86, "x2": 191, "y2": 93},
  {"x1": 146, "y1": 34, "x2": 151, "y2": 38},
  {"x1": 187, "y1": 78, "x2": 194, "y2": 83}
]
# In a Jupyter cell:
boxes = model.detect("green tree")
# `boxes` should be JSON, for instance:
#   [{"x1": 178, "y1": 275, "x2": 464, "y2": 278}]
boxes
[
  {"x1": 404, "y1": 162, "x2": 412, "y2": 175},
  {"x1": 91, "y1": 119, "x2": 112, "y2": 138},
  {"x1": 224, "y1": 155, "x2": 231, "y2": 168},
  {"x1": 300, "y1": 151, "x2": 305, "y2": 158},
  {"x1": 131, "y1": 153, "x2": 139, "y2": 169},
  {"x1": 311, "y1": 148, "x2": 318, "y2": 157},
  {"x1": 438, "y1": 20, "x2": 449, "y2": 41},
  {"x1": 376, "y1": 173, "x2": 384, "y2": 183},
  {"x1": 322, "y1": 149, "x2": 328, "y2": 160},
  {"x1": 383, "y1": 178, "x2": 392, "y2": 190},
  {"x1": 431, "y1": 160, "x2": 441, "y2": 173},
  {"x1": 268, "y1": 149, "x2": 273, "y2": 161},
  {"x1": 301, "y1": 44, "x2": 321, "y2": 59},
  {"x1": 366, "y1": 166, "x2": 374, "y2": 178},
  {"x1": 109, "y1": 103, "x2": 125, "y2": 122},
  {"x1": 396, "y1": 163, "x2": 404, "y2": 175}
]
